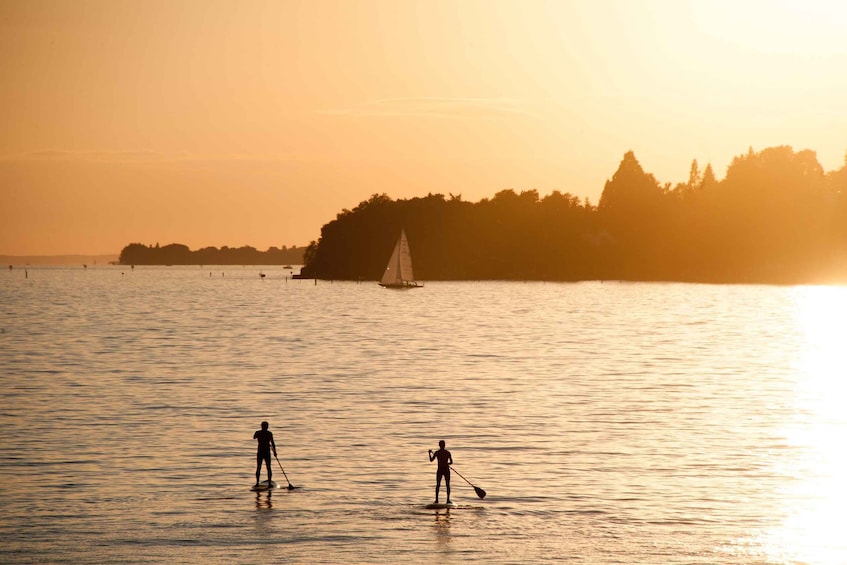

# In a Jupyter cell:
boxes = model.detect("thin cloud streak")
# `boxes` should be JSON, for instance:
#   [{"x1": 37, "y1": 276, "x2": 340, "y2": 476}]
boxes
[
  {"x1": 320, "y1": 97, "x2": 533, "y2": 119},
  {"x1": 0, "y1": 150, "x2": 307, "y2": 163}
]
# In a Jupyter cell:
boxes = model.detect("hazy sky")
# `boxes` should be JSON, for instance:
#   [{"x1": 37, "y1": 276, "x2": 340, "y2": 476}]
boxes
[{"x1": 2, "y1": 0, "x2": 846, "y2": 255}]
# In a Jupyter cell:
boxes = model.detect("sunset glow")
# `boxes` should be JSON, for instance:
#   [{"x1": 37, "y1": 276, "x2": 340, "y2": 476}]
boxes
[{"x1": 2, "y1": 0, "x2": 845, "y2": 255}]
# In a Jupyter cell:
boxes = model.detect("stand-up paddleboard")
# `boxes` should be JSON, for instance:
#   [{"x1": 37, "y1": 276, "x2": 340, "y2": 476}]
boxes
[
  {"x1": 251, "y1": 480, "x2": 278, "y2": 491},
  {"x1": 424, "y1": 502, "x2": 456, "y2": 509}
]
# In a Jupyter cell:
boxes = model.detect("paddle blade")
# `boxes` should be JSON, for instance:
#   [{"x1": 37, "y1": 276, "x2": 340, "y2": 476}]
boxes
[
  {"x1": 287, "y1": 483, "x2": 295, "y2": 490},
  {"x1": 474, "y1": 486, "x2": 486, "y2": 499}
]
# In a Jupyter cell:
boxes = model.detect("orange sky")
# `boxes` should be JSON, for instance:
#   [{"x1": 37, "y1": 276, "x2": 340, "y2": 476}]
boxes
[{"x1": 2, "y1": 0, "x2": 846, "y2": 255}]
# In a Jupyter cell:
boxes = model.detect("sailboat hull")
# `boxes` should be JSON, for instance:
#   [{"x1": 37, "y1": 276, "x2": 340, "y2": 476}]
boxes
[{"x1": 378, "y1": 281, "x2": 422, "y2": 289}]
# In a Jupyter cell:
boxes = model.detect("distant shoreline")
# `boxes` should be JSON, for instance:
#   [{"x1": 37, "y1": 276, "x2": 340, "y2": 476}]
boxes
[{"x1": 1, "y1": 254, "x2": 119, "y2": 266}]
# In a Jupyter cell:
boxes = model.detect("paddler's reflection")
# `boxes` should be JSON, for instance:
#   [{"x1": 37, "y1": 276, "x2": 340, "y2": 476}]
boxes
[
  {"x1": 432, "y1": 509, "x2": 451, "y2": 547},
  {"x1": 255, "y1": 489, "x2": 273, "y2": 510}
]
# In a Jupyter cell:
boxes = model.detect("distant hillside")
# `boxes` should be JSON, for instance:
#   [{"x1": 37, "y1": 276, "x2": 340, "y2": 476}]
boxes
[{"x1": 1, "y1": 254, "x2": 119, "y2": 266}]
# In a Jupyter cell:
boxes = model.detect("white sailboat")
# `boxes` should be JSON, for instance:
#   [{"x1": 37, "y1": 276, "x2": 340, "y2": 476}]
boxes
[{"x1": 379, "y1": 229, "x2": 421, "y2": 288}]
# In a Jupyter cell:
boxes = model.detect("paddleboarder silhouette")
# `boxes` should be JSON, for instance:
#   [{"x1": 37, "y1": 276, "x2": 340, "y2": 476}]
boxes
[
  {"x1": 253, "y1": 421, "x2": 277, "y2": 486},
  {"x1": 428, "y1": 440, "x2": 453, "y2": 504}
]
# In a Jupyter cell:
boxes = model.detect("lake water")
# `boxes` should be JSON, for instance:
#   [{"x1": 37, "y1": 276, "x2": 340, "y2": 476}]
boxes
[{"x1": 1, "y1": 265, "x2": 846, "y2": 564}]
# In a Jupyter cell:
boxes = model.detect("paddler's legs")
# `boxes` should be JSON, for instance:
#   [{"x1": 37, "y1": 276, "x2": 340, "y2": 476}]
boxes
[
  {"x1": 445, "y1": 471, "x2": 451, "y2": 504},
  {"x1": 255, "y1": 453, "x2": 263, "y2": 485},
  {"x1": 435, "y1": 470, "x2": 443, "y2": 503}
]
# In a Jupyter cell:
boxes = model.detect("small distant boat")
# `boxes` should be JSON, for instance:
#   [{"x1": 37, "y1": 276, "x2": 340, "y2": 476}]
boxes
[{"x1": 379, "y1": 229, "x2": 421, "y2": 289}]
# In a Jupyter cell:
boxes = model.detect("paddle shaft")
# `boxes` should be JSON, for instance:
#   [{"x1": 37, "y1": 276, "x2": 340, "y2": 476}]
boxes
[
  {"x1": 449, "y1": 465, "x2": 475, "y2": 487},
  {"x1": 274, "y1": 453, "x2": 294, "y2": 488}
]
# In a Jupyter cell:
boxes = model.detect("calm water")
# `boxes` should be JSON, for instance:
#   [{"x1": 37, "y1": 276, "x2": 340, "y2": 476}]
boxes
[{"x1": 1, "y1": 266, "x2": 846, "y2": 564}]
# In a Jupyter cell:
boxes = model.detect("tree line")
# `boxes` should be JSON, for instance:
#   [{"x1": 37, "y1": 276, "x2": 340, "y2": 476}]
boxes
[
  {"x1": 118, "y1": 243, "x2": 306, "y2": 266},
  {"x1": 299, "y1": 145, "x2": 847, "y2": 284}
]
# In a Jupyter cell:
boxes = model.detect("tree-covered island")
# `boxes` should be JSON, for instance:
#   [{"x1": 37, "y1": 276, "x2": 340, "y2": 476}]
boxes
[
  {"x1": 119, "y1": 243, "x2": 306, "y2": 266},
  {"x1": 300, "y1": 146, "x2": 847, "y2": 284}
]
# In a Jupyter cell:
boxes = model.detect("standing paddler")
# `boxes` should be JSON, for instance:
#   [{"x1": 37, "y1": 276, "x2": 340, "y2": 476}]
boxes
[
  {"x1": 428, "y1": 440, "x2": 453, "y2": 504},
  {"x1": 253, "y1": 421, "x2": 277, "y2": 487}
]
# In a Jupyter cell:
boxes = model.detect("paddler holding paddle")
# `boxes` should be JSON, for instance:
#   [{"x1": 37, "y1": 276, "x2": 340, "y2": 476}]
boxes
[
  {"x1": 428, "y1": 440, "x2": 453, "y2": 504},
  {"x1": 253, "y1": 421, "x2": 277, "y2": 487}
]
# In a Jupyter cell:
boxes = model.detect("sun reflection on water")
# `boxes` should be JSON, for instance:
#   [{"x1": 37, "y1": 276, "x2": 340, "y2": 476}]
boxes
[{"x1": 761, "y1": 286, "x2": 847, "y2": 565}]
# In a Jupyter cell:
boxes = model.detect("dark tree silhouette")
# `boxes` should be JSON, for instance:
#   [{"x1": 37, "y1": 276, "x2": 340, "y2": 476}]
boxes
[
  {"x1": 122, "y1": 144, "x2": 847, "y2": 283},
  {"x1": 118, "y1": 243, "x2": 306, "y2": 266},
  {"x1": 597, "y1": 150, "x2": 670, "y2": 279}
]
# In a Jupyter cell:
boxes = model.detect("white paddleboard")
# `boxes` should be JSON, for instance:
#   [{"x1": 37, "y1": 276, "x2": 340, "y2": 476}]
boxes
[
  {"x1": 424, "y1": 502, "x2": 456, "y2": 509},
  {"x1": 251, "y1": 480, "x2": 278, "y2": 491}
]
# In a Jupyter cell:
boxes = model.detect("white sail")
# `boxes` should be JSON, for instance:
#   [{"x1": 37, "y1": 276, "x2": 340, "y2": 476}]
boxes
[
  {"x1": 380, "y1": 229, "x2": 420, "y2": 288},
  {"x1": 380, "y1": 236, "x2": 402, "y2": 286}
]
